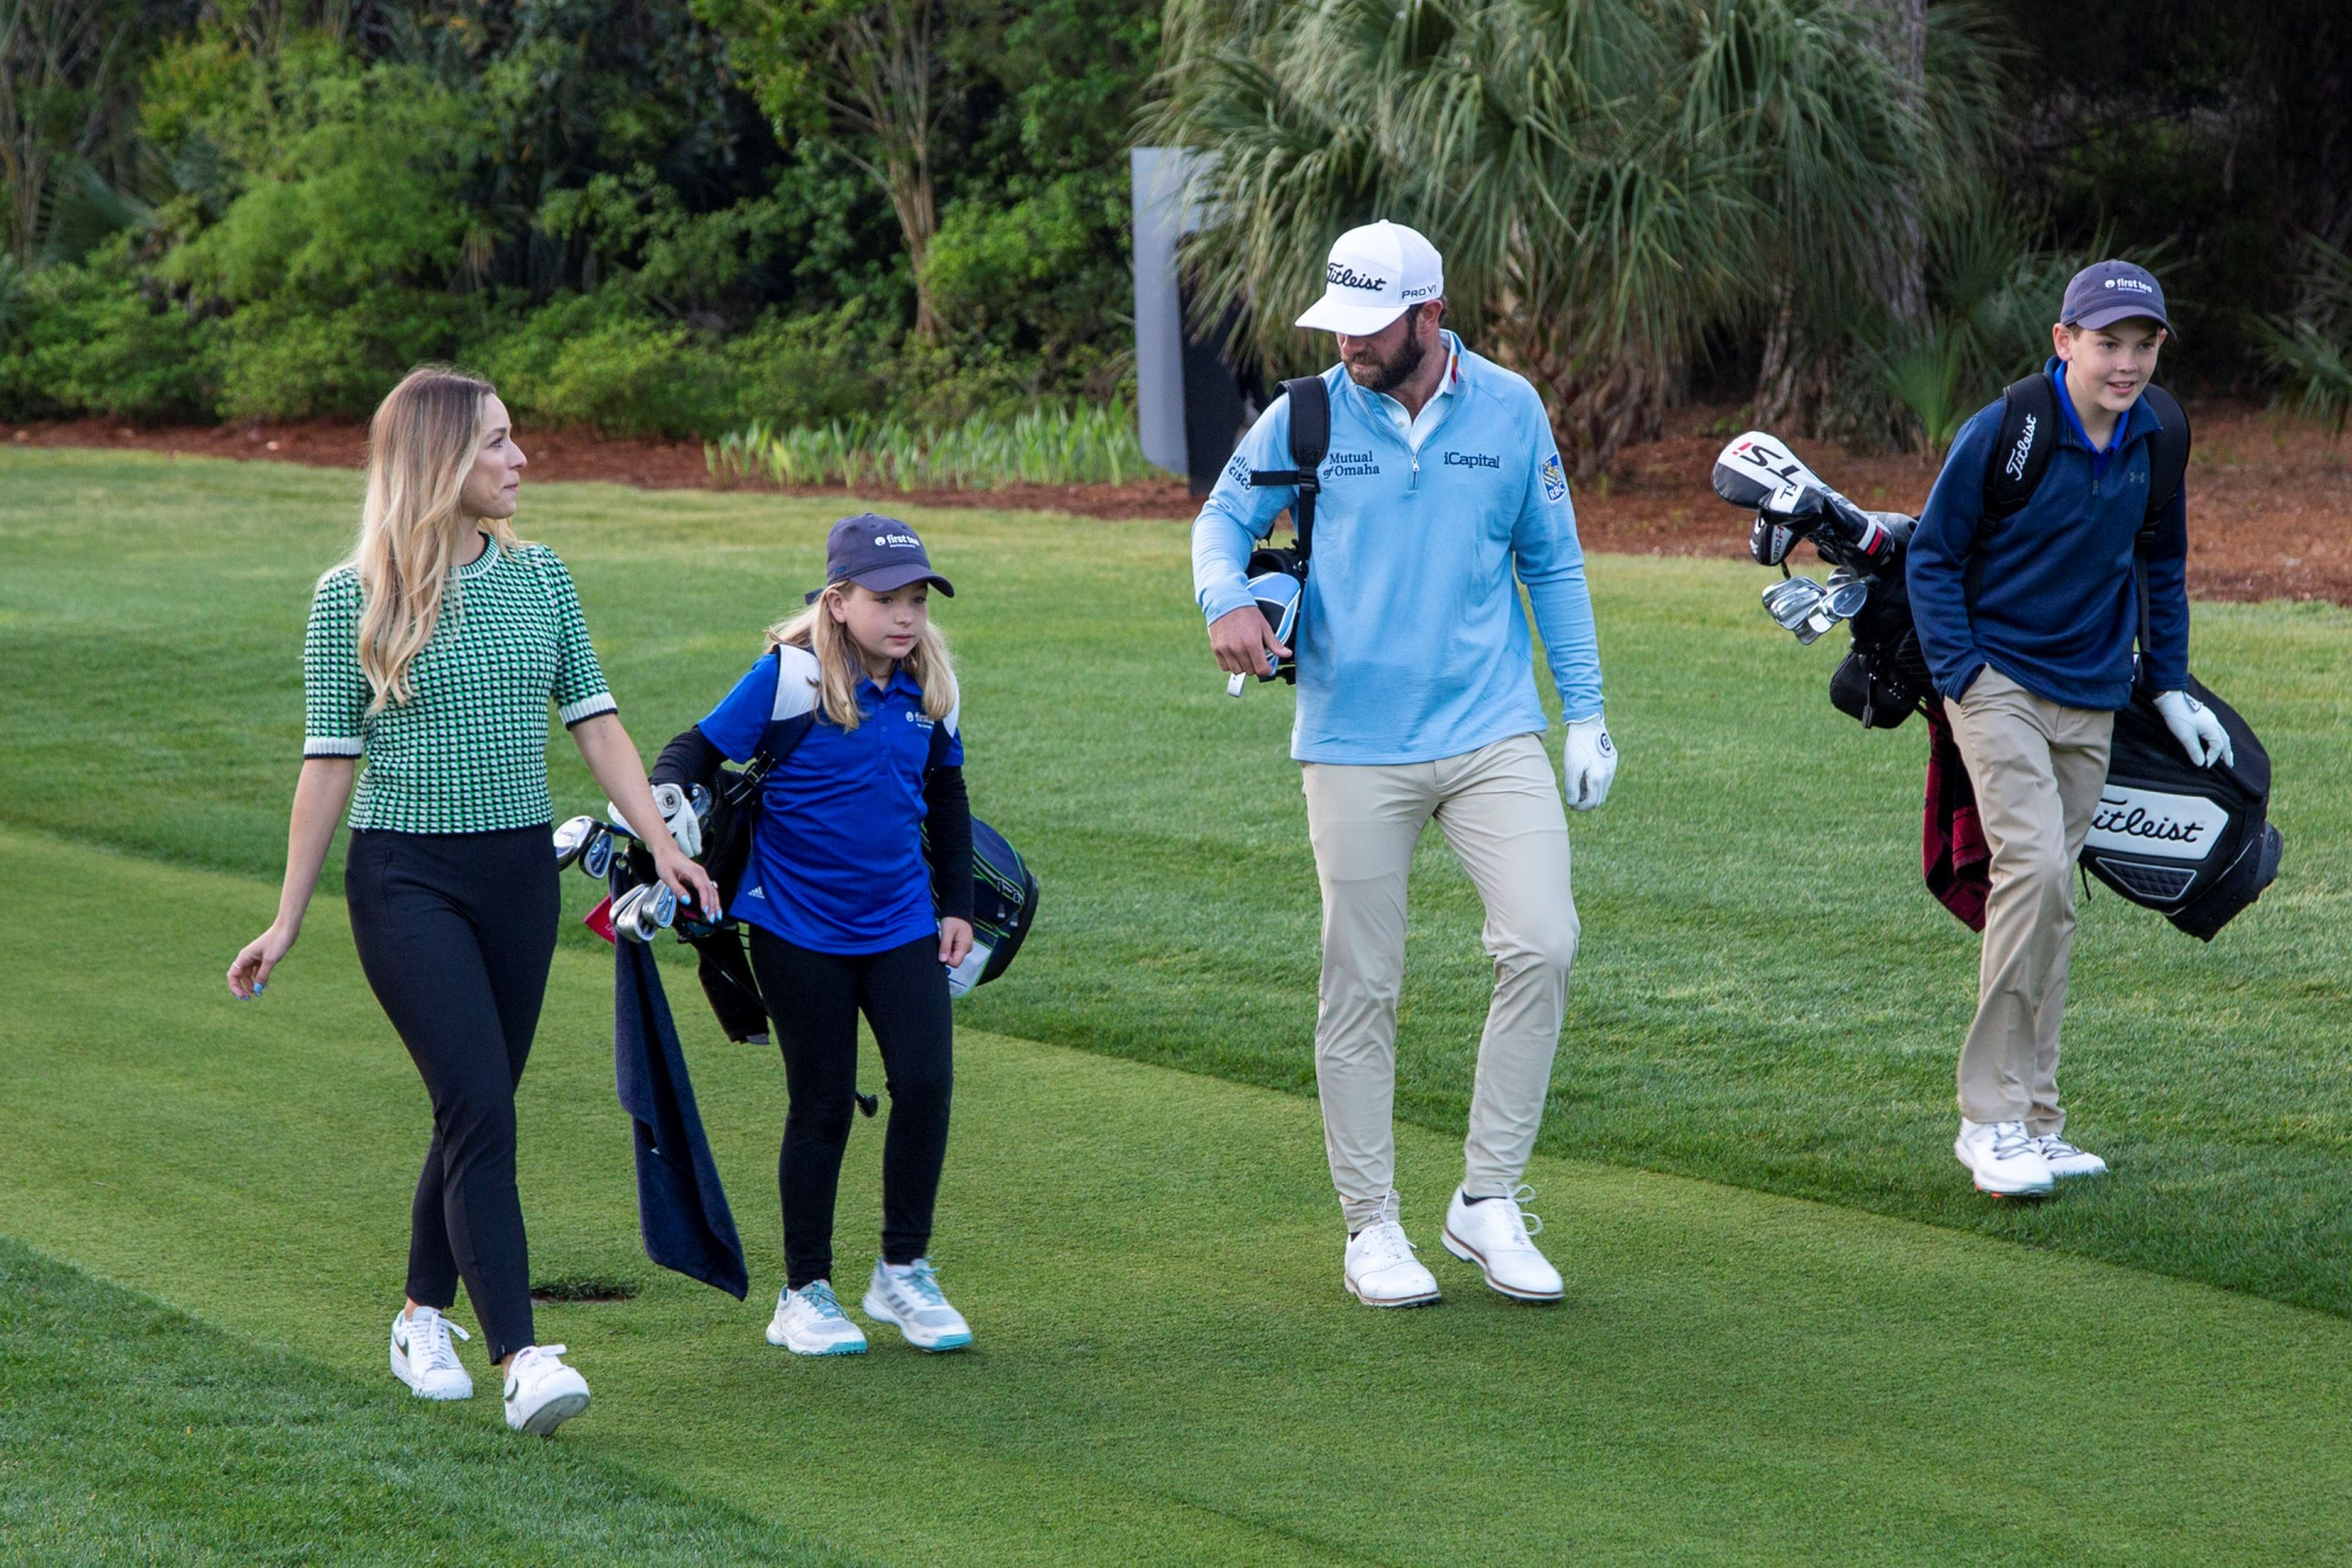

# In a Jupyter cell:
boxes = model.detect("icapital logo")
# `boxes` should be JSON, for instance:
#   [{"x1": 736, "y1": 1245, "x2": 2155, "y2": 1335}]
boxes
[
  {"x1": 1327, "y1": 263, "x2": 1389, "y2": 292},
  {"x1": 1443, "y1": 451, "x2": 1500, "y2": 470},
  {"x1": 2004, "y1": 413, "x2": 2037, "y2": 481},
  {"x1": 873, "y1": 533, "x2": 921, "y2": 548}
]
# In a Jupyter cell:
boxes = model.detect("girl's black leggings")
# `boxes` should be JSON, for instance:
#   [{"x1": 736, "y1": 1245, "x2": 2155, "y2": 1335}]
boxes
[
  {"x1": 346, "y1": 825, "x2": 557, "y2": 1363},
  {"x1": 747, "y1": 929, "x2": 953, "y2": 1290}
]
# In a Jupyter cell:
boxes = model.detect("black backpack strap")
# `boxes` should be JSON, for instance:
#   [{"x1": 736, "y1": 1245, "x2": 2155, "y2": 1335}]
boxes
[
  {"x1": 1248, "y1": 374, "x2": 1331, "y2": 562},
  {"x1": 1981, "y1": 374, "x2": 2058, "y2": 523},
  {"x1": 2131, "y1": 383, "x2": 2192, "y2": 688}
]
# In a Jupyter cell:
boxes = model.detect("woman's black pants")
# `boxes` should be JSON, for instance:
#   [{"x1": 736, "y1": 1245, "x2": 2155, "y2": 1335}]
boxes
[
  {"x1": 346, "y1": 826, "x2": 557, "y2": 1362},
  {"x1": 747, "y1": 930, "x2": 953, "y2": 1291}
]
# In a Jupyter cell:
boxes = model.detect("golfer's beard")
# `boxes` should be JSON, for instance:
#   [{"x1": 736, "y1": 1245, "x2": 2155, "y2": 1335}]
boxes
[{"x1": 1345, "y1": 330, "x2": 1426, "y2": 396}]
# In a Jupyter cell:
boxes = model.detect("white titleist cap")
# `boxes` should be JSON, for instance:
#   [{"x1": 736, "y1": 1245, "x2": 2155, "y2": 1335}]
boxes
[{"x1": 1294, "y1": 221, "x2": 1444, "y2": 336}]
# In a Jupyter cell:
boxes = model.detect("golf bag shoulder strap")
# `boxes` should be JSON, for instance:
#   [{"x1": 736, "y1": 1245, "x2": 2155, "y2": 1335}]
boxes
[
  {"x1": 1249, "y1": 374, "x2": 1331, "y2": 562},
  {"x1": 728, "y1": 646, "x2": 955, "y2": 805},
  {"x1": 1982, "y1": 375, "x2": 2058, "y2": 523},
  {"x1": 1981, "y1": 375, "x2": 2190, "y2": 530},
  {"x1": 2137, "y1": 383, "x2": 2191, "y2": 544}
]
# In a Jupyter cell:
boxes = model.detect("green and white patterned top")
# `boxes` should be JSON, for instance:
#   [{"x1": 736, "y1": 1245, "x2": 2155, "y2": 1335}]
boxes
[{"x1": 303, "y1": 534, "x2": 615, "y2": 833}]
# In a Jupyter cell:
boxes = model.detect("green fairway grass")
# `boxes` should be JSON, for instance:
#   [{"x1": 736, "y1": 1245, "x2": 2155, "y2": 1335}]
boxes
[
  {"x1": 6, "y1": 828, "x2": 2352, "y2": 1564},
  {"x1": 4, "y1": 448, "x2": 2351, "y2": 1558},
  {"x1": 2, "y1": 447, "x2": 2346, "y2": 1313},
  {"x1": 0, "y1": 1240, "x2": 843, "y2": 1567}
]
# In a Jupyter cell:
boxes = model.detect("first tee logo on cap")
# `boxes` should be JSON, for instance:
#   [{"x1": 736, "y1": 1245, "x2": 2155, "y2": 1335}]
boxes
[
  {"x1": 874, "y1": 532, "x2": 922, "y2": 549},
  {"x1": 1296, "y1": 221, "x2": 1445, "y2": 336}
]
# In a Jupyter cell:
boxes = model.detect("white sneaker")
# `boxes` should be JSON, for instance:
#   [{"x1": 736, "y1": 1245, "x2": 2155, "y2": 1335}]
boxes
[
  {"x1": 502, "y1": 1344, "x2": 591, "y2": 1435},
  {"x1": 1441, "y1": 1185, "x2": 1564, "y2": 1302},
  {"x1": 388, "y1": 1306, "x2": 473, "y2": 1400},
  {"x1": 862, "y1": 1259, "x2": 972, "y2": 1352},
  {"x1": 2032, "y1": 1134, "x2": 2108, "y2": 1178},
  {"x1": 766, "y1": 1280, "x2": 869, "y2": 1356},
  {"x1": 1342, "y1": 1192, "x2": 1441, "y2": 1308},
  {"x1": 1955, "y1": 1119, "x2": 2055, "y2": 1197}
]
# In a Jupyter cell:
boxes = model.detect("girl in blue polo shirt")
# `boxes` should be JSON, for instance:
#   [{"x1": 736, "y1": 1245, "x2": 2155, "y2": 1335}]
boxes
[{"x1": 670, "y1": 515, "x2": 976, "y2": 1356}]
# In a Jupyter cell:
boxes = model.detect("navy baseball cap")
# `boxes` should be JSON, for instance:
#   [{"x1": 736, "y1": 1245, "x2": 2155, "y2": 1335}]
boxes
[
  {"x1": 806, "y1": 512, "x2": 955, "y2": 602},
  {"x1": 2061, "y1": 260, "x2": 2172, "y2": 333}
]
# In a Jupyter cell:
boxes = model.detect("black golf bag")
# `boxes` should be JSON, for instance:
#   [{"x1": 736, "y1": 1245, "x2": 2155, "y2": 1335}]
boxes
[
  {"x1": 1238, "y1": 373, "x2": 1332, "y2": 684},
  {"x1": 2088, "y1": 677, "x2": 2282, "y2": 942},
  {"x1": 1710, "y1": 407, "x2": 2282, "y2": 940}
]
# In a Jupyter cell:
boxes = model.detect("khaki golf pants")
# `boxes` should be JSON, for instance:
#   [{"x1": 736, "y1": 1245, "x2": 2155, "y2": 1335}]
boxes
[
  {"x1": 1301, "y1": 733, "x2": 1579, "y2": 1231},
  {"x1": 1945, "y1": 668, "x2": 2114, "y2": 1134}
]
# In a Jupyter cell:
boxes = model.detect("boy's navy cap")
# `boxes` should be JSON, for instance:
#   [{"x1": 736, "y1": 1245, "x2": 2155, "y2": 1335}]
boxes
[
  {"x1": 806, "y1": 513, "x2": 954, "y2": 602},
  {"x1": 2063, "y1": 260, "x2": 2172, "y2": 333}
]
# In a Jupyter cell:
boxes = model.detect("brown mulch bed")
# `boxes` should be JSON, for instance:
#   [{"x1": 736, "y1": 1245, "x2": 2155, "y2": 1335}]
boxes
[{"x1": 12, "y1": 401, "x2": 2348, "y2": 603}]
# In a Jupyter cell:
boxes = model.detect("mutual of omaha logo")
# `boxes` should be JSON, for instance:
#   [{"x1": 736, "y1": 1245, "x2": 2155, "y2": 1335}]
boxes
[
  {"x1": 2085, "y1": 787, "x2": 2227, "y2": 862},
  {"x1": 1443, "y1": 450, "x2": 1500, "y2": 470},
  {"x1": 2004, "y1": 413, "x2": 2036, "y2": 481},
  {"x1": 1326, "y1": 263, "x2": 1388, "y2": 292},
  {"x1": 1324, "y1": 448, "x2": 1380, "y2": 478},
  {"x1": 1540, "y1": 453, "x2": 1567, "y2": 503}
]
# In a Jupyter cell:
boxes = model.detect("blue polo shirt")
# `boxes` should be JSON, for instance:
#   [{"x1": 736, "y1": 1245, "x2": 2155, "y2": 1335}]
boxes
[
  {"x1": 1906, "y1": 357, "x2": 2189, "y2": 711},
  {"x1": 697, "y1": 647, "x2": 963, "y2": 955},
  {"x1": 1191, "y1": 332, "x2": 1602, "y2": 764}
]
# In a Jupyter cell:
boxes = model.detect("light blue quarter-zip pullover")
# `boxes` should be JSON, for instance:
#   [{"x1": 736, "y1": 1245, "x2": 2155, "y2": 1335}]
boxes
[{"x1": 1191, "y1": 333, "x2": 1603, "y2": 764}]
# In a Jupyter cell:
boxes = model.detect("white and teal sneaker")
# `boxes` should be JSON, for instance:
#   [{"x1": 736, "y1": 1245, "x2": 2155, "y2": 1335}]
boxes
[
  {"x1": 861, "y1": 1258, "x2": 972, "y2": 1353},
  {"x1": 766, "y1": 1280, "x2": 869, "y2": 1356}
]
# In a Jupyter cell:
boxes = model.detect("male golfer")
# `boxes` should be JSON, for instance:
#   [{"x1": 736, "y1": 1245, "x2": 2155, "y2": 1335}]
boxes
[
  {"x1": 1192, "y1": 221, "x2": 1614, "y2": 1307},
  {"x1": 1909, "y1": 259, "x2": 2229, "y2": 1198}
]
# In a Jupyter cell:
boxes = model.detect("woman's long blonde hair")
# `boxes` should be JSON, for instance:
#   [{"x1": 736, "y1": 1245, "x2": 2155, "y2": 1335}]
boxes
[
  {"x1": 767, "y1": 583, "x2": 956, "y2": 731},
  {"x1": 345, "y1": 366, "x2": 511, "y2": 710}
]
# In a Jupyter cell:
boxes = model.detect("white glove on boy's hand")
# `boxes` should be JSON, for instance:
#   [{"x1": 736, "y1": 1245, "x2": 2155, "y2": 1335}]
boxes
[
  {"x1": 1562, "y1": 716, "x2": 1618, "y2": 812},
  {"x1": 2153, "y1": 689, "x2": 2233, "y2": 768},
  {"x1": 609, "y1": 783, "x2": 703, "y2": 859}
]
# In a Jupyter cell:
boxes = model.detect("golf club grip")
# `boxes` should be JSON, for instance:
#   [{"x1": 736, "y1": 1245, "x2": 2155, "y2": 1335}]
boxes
[{"x1": 1227, "y1": 672, "x2": 1246, "y2": 698}]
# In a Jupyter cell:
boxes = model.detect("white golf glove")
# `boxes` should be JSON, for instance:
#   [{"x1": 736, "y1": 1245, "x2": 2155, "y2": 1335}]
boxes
[
  {"x1": 2152, "y1": 689, "x2": 2233, "y2": 769},
  {"x1": 608, "y1": 783, "x2": 703, "y2": 859},
  {"x1": 1562, "y1": 716, "x2": 1618, "y2": 812}
]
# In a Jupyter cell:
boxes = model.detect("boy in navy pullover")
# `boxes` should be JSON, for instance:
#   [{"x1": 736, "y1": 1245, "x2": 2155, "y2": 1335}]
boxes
[{"x1": 1907, "y1": 260, "x2": 2233, "y2": 1198}]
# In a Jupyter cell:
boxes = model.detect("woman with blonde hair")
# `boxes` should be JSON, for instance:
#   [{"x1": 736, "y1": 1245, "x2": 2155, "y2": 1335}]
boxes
[
  {"x1": 228, "y1": 366, "x2": 717, "y2": 1434},
  {"x1": 651, "y1": 514, "x2": 977, "y2": 1357}
]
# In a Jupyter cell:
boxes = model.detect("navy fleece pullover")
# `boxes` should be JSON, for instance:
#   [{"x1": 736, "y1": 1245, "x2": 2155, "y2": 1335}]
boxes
[{"x1": 1906, "y1": 360, "x2": 2189, "y2": 711}]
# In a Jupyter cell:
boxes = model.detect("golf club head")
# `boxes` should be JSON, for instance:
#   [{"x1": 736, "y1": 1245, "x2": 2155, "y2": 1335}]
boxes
[
  {"x1": 687, "y1": 783, "x2": 713, "y2": 824},
  {"x1": 1749, "y1": 514, "x2": 1795, "y2": 567},
  {"x1": 580, "y1": 826, "x2": 615, "y2": 881},
  {"x1": 1823, "y1": 569, "x2": 1871, "y2": 621},
  {"x1": 553, "y1": 815, "x2": 599, "y2": 870},
  {"x1": 1713, "y1": 432, "x2": 1832, "y2": 514},
  {"x1": 1762, "y1": 574, "x2": 1827, "y2": 635}
]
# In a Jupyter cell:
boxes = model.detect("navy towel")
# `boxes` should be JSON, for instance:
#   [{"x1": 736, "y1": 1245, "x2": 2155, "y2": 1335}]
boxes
[{"x1": 614, "y1": 935, "x2": 748, "y2": 1298}]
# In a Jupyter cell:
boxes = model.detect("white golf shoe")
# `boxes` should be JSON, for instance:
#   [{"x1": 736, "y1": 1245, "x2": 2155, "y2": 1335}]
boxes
[
  {"x1": 1342, "y1": 1193, "x2": 1441, "y2": 1308},
  {"x1": 1441, "y1": 1185, "x2": 1564, "y2": 1303},
  {"x1": 1956, "y1": 1119, "x2": 2055, "y2": 1197},
  {"x1": 388, "y1": 1306, "x2": 473, "y2": 1400},
  {"x1": 766, "y1": 1280, "x2": 869, "y2": 1356},
  {"x1": 502, "y1": 1344, "x2": 591, "y2": 1435},
  {"x1": 862, "y1": 1258, "x2": 973, "y2": 1352},
  {"x1": 2031, "y1": 1133, "x2": 2108, "y2": 1178}
]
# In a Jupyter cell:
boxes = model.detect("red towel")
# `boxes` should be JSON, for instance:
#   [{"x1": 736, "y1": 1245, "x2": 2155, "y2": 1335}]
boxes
[{"x1": 1923, "y1": 706, "x2": 1990, "y2": 932}]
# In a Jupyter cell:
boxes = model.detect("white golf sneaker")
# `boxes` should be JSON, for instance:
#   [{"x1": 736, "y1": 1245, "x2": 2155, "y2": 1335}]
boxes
[
  {"x1": 862, "y1": 1258, "x2": 972, "y2": 1352},
  {"x1": 388, "y1": 1306, "x2": 473, "y2": 1400},
  {"x1": 1342, "y1": 1193, "x2": 1441, "y2": 1308},
  {"x1": 2032, "y1": 1133, "x2": 2109, "y2": 1178},
  {"x1": 1441, "y1": 1185, "x2": 1564, "y2": 1302},
  {"x1": 502, "y1": 1344, "x2": 591, "y2": 1435},
  {"x1": 1956, "y1": 1119, "x2": 2055, "y2": 1197},
  {"x1": 766, "y1": 1280, "x2": 869, "y2": 1356}
]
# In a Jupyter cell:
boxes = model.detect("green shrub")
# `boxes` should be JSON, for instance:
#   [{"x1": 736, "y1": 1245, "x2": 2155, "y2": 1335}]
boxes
[
  {"x1": 0, "y1": 248, "x2": 220, "y2": 423},
  {"x1": 210, "y1": 287, "x2": 477, "y2": 421},
  {"x1": 482, "y1": 292, "x2": 729, "y2": 439},
  {"x1": 718, "y1": 305, "x2": 891, "y2": 429}
]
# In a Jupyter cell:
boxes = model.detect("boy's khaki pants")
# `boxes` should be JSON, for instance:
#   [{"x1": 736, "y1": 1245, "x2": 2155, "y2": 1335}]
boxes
[
  {"x1": 1945, "y1": 669, "x2": 2114, "y2": 1134},
  {"x1": 1301, "y1": 733, "x2": 1579, "y2": 1232}
]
